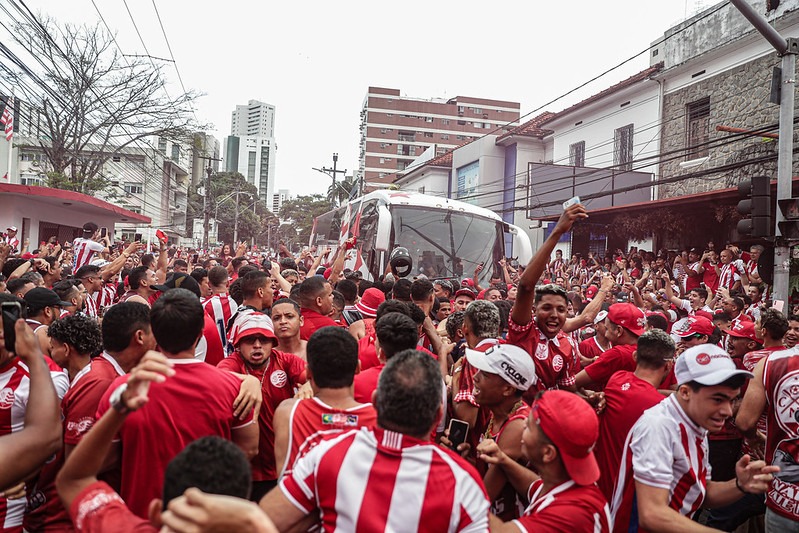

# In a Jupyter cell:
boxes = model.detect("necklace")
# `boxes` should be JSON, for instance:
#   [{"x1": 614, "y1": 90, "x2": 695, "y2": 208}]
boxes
[
  {"x1": 484, "y1": 399, "x2": 525, "y2": 441},
  {"x1": 244, "y1": 358, "x2": 270, "y2": 388}
]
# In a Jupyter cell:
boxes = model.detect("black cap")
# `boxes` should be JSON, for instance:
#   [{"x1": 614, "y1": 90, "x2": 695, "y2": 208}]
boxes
[
  {"x1": 151, "y1": 272, "x2": 201, "y2": 298},
  {"x1": 24, "y1": 287, "x2": 72, "y2": 309},
  {"x1": 82, "y1": 222, "x2": 98, "y2": 233}
]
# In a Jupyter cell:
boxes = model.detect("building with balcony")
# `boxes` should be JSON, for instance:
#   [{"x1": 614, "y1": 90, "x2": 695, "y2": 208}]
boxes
[{"x1": 224, "y1": 100, "x2": 277, "y2": 205}]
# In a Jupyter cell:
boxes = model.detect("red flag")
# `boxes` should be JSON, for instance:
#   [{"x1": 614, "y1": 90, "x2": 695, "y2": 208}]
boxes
[
  {"x1": 156, "y1": 229, "x2": 167, "y2": 244},
  {"x1": 1, "y1": 97, "x2": 13, "y2": 141}
]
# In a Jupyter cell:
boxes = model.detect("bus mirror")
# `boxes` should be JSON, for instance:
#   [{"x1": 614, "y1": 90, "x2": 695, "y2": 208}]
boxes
[
  {"x1": 508, "y1": 223, "x2": 533, "y2": 264},
  {"x1": 375, "y1": 205, "x2": 391, "y2": 251}
]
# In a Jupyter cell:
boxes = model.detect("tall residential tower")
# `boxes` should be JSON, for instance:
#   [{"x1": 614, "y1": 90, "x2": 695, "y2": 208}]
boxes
[{"x1": 224, "y1": 99, "x2": 277, "y2": 204}]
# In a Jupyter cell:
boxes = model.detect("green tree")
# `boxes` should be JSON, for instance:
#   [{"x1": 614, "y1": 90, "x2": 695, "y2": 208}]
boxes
[
  {"x1": 279, "y1": 194, "x2": 334, "y2": 246},
  {"x1": 326, "y1": 175, "x2": 360, "y2": 206}
]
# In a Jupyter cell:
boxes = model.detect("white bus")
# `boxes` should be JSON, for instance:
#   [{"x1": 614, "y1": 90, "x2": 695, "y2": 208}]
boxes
[{"x1": 310, "y1": 191, "x2": 532, "y2": 283}]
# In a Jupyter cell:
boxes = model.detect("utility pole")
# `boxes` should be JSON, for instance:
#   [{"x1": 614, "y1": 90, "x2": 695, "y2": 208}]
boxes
[
  {"x1": 731, "y1": 0, "x2": 798, "y2": 302},
  {"x1": 313, "y1": 152, "x2": 347, "y2": 206},
  {"x1": 197, "y1": 155, "x2": 222, "y2": 250}
]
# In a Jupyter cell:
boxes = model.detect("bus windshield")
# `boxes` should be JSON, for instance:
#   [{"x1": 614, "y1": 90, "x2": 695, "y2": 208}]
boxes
[{"x1": 391, "y1": 206, "x2": 501, "y2": 280}]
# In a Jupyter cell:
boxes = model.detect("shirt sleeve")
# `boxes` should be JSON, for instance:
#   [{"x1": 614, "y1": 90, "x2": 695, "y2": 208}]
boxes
[
  {"x1": 89, "y1": 240, "x2": 106, "y2": 253},
  {"x1": 279, "y1": 437, "x2": 331, "y2": 514},
  {"x1": 630, "y1": 415, "x2": 678, "y2": 490},
  {"x1": 584, "y1": 348, "x2": 622, "y2": 385},
  {"x1": 69, "y1": 481, "x2": 152, "y2": 532}
]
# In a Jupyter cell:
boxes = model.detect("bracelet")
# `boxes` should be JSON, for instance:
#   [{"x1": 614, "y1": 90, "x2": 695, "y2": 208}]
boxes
[{"x1": 735, "y1": 476, "x2": 746, "y2": 494}]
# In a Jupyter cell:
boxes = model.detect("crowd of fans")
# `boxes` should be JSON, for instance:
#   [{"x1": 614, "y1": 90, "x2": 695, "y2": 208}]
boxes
[{"x1": 0, "y1": 208, "x2": 796, "y2": 532}]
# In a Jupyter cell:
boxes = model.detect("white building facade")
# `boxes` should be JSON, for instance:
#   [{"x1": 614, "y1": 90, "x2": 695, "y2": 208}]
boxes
[{"x1": 225, "y1": 99, "x2": 277, "y2": 205}]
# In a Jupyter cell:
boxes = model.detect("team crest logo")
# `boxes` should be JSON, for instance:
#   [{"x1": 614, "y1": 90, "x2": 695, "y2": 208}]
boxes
[
  {"x1": 67, "y1": 417, "x2": 94, "y2": 437},
  {"x1": 535, "y1": 343, "x2": 548, "y2": 360},
  {"x1": 552, "y1": 354, "x2": 563, "y2": 372},
  {"x1": 270, "y1": 370, "x2": 288, "y2": 388},
  {"x1": 696, "y1": 353, "x2": 711, "y2": 365},
  {"x1": 0, "y1": 387, "x2": 14, "y2": 409},
  {"x1": 621, "y1": 382, "x2": 631, "y2": 391},
  {"x1": 774, "y1": 370, "x2": 799, "y2": 437}
]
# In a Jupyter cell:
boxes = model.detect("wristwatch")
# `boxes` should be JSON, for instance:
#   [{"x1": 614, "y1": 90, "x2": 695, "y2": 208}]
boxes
[{"x1": 109, "y1": 383, "x2": 132, "y2": 415}]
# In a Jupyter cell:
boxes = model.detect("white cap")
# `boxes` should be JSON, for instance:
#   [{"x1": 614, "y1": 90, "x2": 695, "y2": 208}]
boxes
[
  {"x1": 6, "y1": 226, "x2": 17, "y2": 232},
  {"x1": 594, "y1": 310, "x2": 608, "y2": 325},
  {"x1": 675, "y1": 344, "x2": 753, "y2": 386},
  {"x1": 465, "y1": 344, "x2": 536, "y2": 391}
]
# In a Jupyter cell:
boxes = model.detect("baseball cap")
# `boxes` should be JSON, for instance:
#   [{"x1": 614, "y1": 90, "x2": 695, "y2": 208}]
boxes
[
  {"x1": 593, "y1": 310, "x2": 608, "y2": 325},
  {"x1": 607, "y1": 303, "x2": 646, "y2": 336},
  {"x1": 465, "y1": 344, "x2": 536, "y2": 391},
  {"x1": 585, "y1": 285, "x2": 598, "y2": 299},
  {"x1": 454, "y1": 288, "x2": 476, "y2": 300},
  {"x1": 6, "y1": 226, "x2": 16, "y2": 232},
  {"x1": 532, "y1": 390, "x2": 600, "y2": 485},
  {"x1": 722, "y1": 320, "x2": 762, "y2": 343},
  {"x1": 231, "y1": 312, "x2": 277, "y2": 347},
  {"x1": 355, "y1": 287, "x2": 385, "y2": 318},
  {"x1": 675, "y1": 344, "x2": 753, "y2": 386},
  {"x1": 23, "y1": 287, "x2": 72, "y2": 309},
  {"x1": 151, "y1": 272, "x2": 201, "y2": 298},
  {"x1": 461, "y1": 278, "x2": 475, "y2": 288},
  {"x1": 672, "y1": 316, "x2": 715, "y2": 338},
  {"x1": 82, "y1": 222, "x2": 98, "y2": 233}
]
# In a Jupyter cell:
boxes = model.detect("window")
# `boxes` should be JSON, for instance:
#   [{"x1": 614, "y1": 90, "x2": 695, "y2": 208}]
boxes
[
  {"x1": 247, "y1": 151, "x2": 256, "y2": 181},
  {"x1": 398, "y1": 131, "x2": 415, "y2": 142},
  {"x1": 124, "y1": 205, "x2": 142, "y2": 215},
  {"x1": 380, "y1": 158, "x2": 385, "y2": 164},
  {"x1": 424, "y1": 132, "x2": 433, "y2": 138},
  {"x1": 425, "y1": 117, "x2": 433, "y2": 123},
  {"x1": 380, "y1": 143, "x2": 387, "y2": 148},
  {"x1": 21, "y1": 175, "x2": 43, "y2": 186},
  {"x1": 442, "y1": 134, "x2": 449, "y2": 140},
  {"x1": 124, "y1": 182, "x2": 143, "y2": 195},
  {"x1": 569, "y1": 141, "x2": 585, "y2": 167},
  {"x1": 171, "y1": 144, "x2": 180, "y2": 162},
  {"x1": 456, "y1": 135, "x2": 465, "y2": 140},
  {"x1": 473, "y1": 107, "x2": 482, "y2": 114},
  {"x1": 436, "y1": 147, "x2": 447, "y2": 155},
  {"x1": 614, "y1": 124, "x2": 634, "y2": 171},
  {"x1": 458, "y1": 106, "x2": 465, "y2": 113},
  {"x1": 380, "y1": 128, "x2": 388, "y2": 134},
  {"x1": 157, "y1": 138, "x2": 167, "y2": 154},
  {"x1": 458, "y1": 120, "x2": 466, "y2": 125},
  {"x1": 112, "y1": 155, "x2": 121, "y2": 162},
  {"x1": 687, "y1": 97, "x2": 710, "y2": 158},
  {"x1": 474, "y1": 122, "x2": 482, "y2": 128},
  {"x1": 484, "y1": 123, "x2": 492, "y2": 129},
  {"x1": 442, "y1": 119, "x2": 450, "y2": 125}
]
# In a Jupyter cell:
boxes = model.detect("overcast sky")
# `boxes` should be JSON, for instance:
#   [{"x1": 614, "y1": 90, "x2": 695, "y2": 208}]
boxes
[{"x1": 23, "y1": 0, "x2": 710, "y2": 197}]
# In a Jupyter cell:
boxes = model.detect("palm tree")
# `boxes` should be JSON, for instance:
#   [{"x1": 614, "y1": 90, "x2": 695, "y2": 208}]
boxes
[{"x1": 327, "y1": 175, "x2": 360, "y2": 206}]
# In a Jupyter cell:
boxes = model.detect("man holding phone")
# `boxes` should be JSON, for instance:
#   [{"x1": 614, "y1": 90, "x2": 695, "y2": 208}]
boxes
[{"x1": 73, "y1": 222, "x2": 109, "y2": 271}]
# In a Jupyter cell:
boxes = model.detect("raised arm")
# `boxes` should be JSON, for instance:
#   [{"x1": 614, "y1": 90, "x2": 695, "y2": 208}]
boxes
[{"x1": 511, "y1": 203, "x2": 588, "y2": 326}]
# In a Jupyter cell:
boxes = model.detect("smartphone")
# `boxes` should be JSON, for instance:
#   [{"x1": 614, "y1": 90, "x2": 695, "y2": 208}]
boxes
[
  {"x1": 447, "y1": 419, "x2": 469, "y2": 450},
  {"x1": 100, "y1": 227, "x2": 107, "y2": 238},
  {"x1": 563, "y1": 196, "x2": 581, "y2": 210},
  {"x1": 2, "y1": 301, "x2": 22, "y2": 353},
  {"x1": 134, "y1": 233, "x2": 142, "y2": 242}
]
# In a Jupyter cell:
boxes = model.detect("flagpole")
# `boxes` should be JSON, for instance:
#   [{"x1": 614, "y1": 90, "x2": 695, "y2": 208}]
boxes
[{"x1": 3, "y1": 95, "x2": 12, "y2": 181}]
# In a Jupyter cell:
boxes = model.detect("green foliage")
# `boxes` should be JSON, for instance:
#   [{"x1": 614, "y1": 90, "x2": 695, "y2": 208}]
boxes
[
  {"x1": 44, "y1": 171, "x2": 110, "y2": 195},
  {"x1": 279, "y1": 194, "x2": 334, "y2": 245}
]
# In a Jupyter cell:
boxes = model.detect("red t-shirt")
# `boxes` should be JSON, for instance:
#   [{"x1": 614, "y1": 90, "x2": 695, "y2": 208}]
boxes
[
  {"x1": 299, "y1": 309, "x2": 340, "y2": 341},
  {"x1": 96, "y1": 360, "x2": 254, "y2": 518},
  {"x1": 280, "y1": 397, "x2": 377, "y2": 477},
  {"x1": 63, "y1": 354, "x2": 125, "y2": 446},
  {"x1": 353, "y1": 364, "x2": 383, "y2": 404},
  {"x1": 507, "y1": 317, "x2": 578, "y2": 402},
  {"x1": 595, "y1": 371, "x2": 665, "y2": 502},
  {"x1": 701, "y1": 261, "x2": 719, "y2": 293},
  {"x1": 583, "y1": 344, "x2": 637, "y2": 390},
  {"x1": 68, "y1": 481, "x2": 154, "y2": 532},
  {"x1": 513, "y1": 479, "x2": 610, "y2": 533},
  {"x1": 578, "y1": 336, "x2": 607, "y2": 360},
  {"x1": 218, "y1": 350, "x2": 307, "y2": 481},
  {"x1": 357, "y1": 334, "x2": 379, "y2": 370},
  {"x1": 202, "y1": 313, "x2": 225, "y2": 365}
]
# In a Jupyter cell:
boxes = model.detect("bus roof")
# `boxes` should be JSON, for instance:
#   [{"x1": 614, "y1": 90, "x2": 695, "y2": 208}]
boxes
[{"x1": 349, "y1": 190, "x2": 504, "y2": 222}]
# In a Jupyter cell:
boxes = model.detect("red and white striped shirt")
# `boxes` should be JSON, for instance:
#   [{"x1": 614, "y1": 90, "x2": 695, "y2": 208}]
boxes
[
  {"x1": 203, "y1": 293, "x2": 238, "y2": 345},
  {"x1": 514, "y1": 479, "x2": 611, "y2": 533},
  {"x1": 610, "y1": 394, "x2": 709, "y2": 532},
  {"x1": 72, "y1": 238, "x2": 105, "y2": 271},
  {"x1": 717, "y1": 262, "x2": 741, "y2": 291},
  {"x1": 279, "y1": 397, "x2": 377, "y2": 478},
  {"x1": 280, "y1": 426, "x2": 490, "y2": 532}
]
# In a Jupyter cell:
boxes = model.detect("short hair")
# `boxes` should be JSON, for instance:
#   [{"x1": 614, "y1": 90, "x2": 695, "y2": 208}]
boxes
[
  {"x1": 336, "y1": 279, "x2": 358, "y2": 304},
  {"x1": 534, "y1": 284, "x2": 569, "y2": 305},
  {"x1": 713, "y1": 311, "x2": 732, "y2": 323},
  {"x1": 307, "y1": 327, "x2": 358, "y2": 388},
  {"x1": 436, "y1": 297, "x2": 451, "y2": 307},
  {"x1": 331, "y1": 290, "x2": 344, "y2": 310},
  {"x1": 237, "y1": 265, "x2": 258, "y2": 278},
  {"x1": 208, "y1": 266, "x2": 229, "y2": 287},
  {"x1": 6, "y1": 278, "x2": 32, "y2": 295},
  {"x1": 173, "y1": 259, "x2": 189, "y2": 269},
  {"x1": 52, "y1": 279, "x2": 79, "y2": 303},
  {"x1": 150, "y1": 289, "x2": 204, "y2": 353},
  {"x1": 128, "y1": 266, "x2": 150, "y2": 290},
  {"x1": 391, "y1": 279, "x2": 412, "y2": 301},
  {"x1": 228, "y1": 278, "x2": 243, "y2": 304},
  {"x1": 375, "y1": 312, "x2": 419, "y2": 360},
  {"x1": 102, "y1": 302, "x2": 151, "y2": 353},
  {"x1": 729, "y1": 296, "x2": 745, "y2": 312},
  {"x1": 464, "y1": 300, "x2": 500, "y2": 339},
  {"x1": 376, "y1": 299, "x2": 409, "y2": 320},
  {"x1": 74, "y1": 265, "x2": 101, "y2": 280},
  {"x1": 635, "y1": 329, "x2": 675, "y2": 370},
  {"x1": 446, "y1": 310, "x2": 466, "y2": 339},
  {"x1": 279, "y1": 257, "x2": 298, "y2": 271},
  {"x1": 376, "y1": 349, "x2": 443, "y2": 438},
  {"x1": 405, "y1": 302, "x2": 426, "y2": 326},
  {"x1": 689, "y1": 288, "x2": 708, "y2": 301},
  {"x1": 241, "y1": 271, "x2": 270, "y2": 300},
  {"x1": 189, "y1": 268, "x2": 208, "y2": 286},
  {"x1": 161, "y1": 436, "x2": 251, "y2": 509},
  {"x1": 646, "y1": 314, "x2": 669, "y2": 332},
  {"x1": 296, "y1": 276, "x2": 328, "y2": 308},
  {"x1": 272, "y1": 297, "x2": 301, "y2": 314},
  {"x1": 281, "y1": 269, "x2": 299, "y2": 280},
  {"x1": 2, "y1": 258, "x2": 27, "y2": 279},
  {"x1": 494, "y1": 300, "x2": 512, "y2": 333},
  {"x1": 48, "y1": 314, "x2": 102, "y2": 356},
  {"x1": 789, "y1": 314, "x2": 799, "y2": 323},
  {"x1": 410, "y1": 279, "x2": 434, "y2": 302},
  {"x1": 760, "y1": 308, "x2": 788, "y2": 340},
  {"x1": 19, "y1": 271, "x2": 44, "y2": 286},
  {"x1": 140, "y1": 254, "x2": 155, "y2": 269}
]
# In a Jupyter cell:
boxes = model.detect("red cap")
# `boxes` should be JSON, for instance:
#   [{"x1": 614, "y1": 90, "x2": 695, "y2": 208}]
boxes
[
  {"x1": 693, "y1": 310, "x2": 715, "y2": 322},
  {"x1": 607, "y1": 303, "x2": 646, "y2": 336},
  {"x1": 585, "y1": 285, "x2": 598, "y2": 299},
  {"x1": 673, "y1": 316, "x2": 715, "y2": 338},
  {"x1": 532, "y1": 391, "x2": 600, "y2": 485},
  {"x1": 722, "y1": 320, "x2": 762, "y2": 343},
  {"x1": 454, "y1": 288, "x2": 476, "y2": 300},
  {"x1": 461, "y1": 278, "x2": 475, "y2": 288},
  {"x1": 323, "y1": 267, "x2": 333, "y2": 280},
  {"x1": 477, "y1": 289, "x2": 486, "y2": 300},
  {"x1": 21, "y1": 252, "x2": 34, "y2": 260}
]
